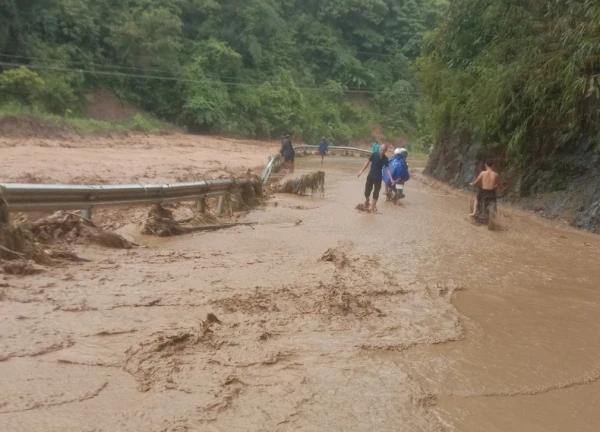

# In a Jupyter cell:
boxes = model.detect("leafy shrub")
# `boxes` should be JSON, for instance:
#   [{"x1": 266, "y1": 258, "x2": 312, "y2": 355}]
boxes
[
  {"x1": 0, "y1": 67, "x2": 45, "y2": 107},
  {"x1": 40, "y1": 73, "x2": 79, "y2": 115},
  {"x1": 0, "y1": 67, "x2": 80, "y2": 114},
  {"x1": 132, "y1": 113, "x2": 149, "y2": 131}
]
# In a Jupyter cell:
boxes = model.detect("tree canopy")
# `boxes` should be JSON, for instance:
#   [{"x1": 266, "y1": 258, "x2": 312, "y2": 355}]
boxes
[
  {"x1": 0, "y1": 0, "x2": 442, "y2": 143},
  {"x1": 417, "y1": 0, "x2": 600, "y2": 161}
]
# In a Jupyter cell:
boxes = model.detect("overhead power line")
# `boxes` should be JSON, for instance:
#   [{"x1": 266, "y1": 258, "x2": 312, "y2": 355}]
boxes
[
  {"x1": 355, "y1": 50, "x2": 402, "y2": 58},
  {"x1": 0, "y1": 53, "x2": 266, "y2": 84},
  {"x1": 0, "y1": 53, "x2": 175, "y2": 75},
  {"x1": 0, "y1": 61, "x2": 421, "y2": 96},
  {"x1": 0, "y1": 52, "x2": 421, "y2": 94}
]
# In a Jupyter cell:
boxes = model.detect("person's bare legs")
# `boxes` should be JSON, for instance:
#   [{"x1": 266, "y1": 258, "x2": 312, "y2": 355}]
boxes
[
  {"x1": 371, "y1": 199, "x2": 378, "y2": 213},
  {"x1": 321, "y1": 155, "x2": 324, "y2": 164},
  {"x1": 372, "y1": 180, "x2": 382, "y2": 212},
  {"x1": 470, "y1": 195, "x2": 478, "y2": 217}
]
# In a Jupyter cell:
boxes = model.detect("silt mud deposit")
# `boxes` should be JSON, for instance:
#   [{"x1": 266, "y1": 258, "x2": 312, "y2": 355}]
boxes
[{"x1": 1, "y1": 154, "x2": 600, "y2": 431}]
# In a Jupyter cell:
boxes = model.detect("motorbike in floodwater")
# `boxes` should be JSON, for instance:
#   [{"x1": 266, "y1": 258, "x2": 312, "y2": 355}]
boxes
[
  {"x1": 386, "y1": 180, "x2": 406, "y2": 204},
  {"x1": 470, "y1": 192, "x2": 497, "y2": 230}
]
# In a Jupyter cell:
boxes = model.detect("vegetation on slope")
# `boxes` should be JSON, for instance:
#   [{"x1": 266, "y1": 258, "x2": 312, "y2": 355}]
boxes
[
  {"x1": 0, "y1": 0, "x2": 443, "y2": 144},
  {"x1": 416, "y1": 0, "x2": 600, "y2": 162}
]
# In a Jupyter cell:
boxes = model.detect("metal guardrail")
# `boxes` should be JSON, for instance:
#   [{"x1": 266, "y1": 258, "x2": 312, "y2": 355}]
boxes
[
  {"x1": 0, "y1": 179, "x2": 249, "y2": 219},
  {"x1": 260, "y1": 145, "x2": 369, "y2": 183},
  {"x1": 260, "y1": 145, "x2": 370, "y2": 183},
  {"x1": 294, "y1": 145, "x2": 372, "y2": 156},
  {"x1": 0, "y1": 145, "x2": 370, "y2": 220},
  {"x1": 261, "y1": 154, "x2": 283, "y2": 184}
]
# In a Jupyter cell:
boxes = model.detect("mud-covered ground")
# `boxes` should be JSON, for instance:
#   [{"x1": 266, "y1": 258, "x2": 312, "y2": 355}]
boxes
[
  {"x1": 1, "y1": 148, "x2": 600, "y2": 431},
  {"x1": 0, "y1": 133, "x2": 278, "y2": 184},
  {"x1": 0, "y1": 133, "x2": 279, "y2": 232},
  {"x1": 425, "y1": 133, "x2": 600, "y2": 234}
]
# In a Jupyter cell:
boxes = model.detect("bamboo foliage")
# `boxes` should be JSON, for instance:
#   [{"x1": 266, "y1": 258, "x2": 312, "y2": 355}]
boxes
[{"x1": 417, "y1": 0, "x2": 600, "y2": 160}]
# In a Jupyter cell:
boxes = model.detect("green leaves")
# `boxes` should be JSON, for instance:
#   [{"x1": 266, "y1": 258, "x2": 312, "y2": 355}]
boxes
[
  {"x1": 0, "y1": 67, "x2": 45, "y2": 105},
  {"x1": 417, "y1": 0, "x2": 600, "y2": 160},
  {"x1": 1, "y1": 0, "x2": 447, "y2": 141},
  {"x1": 108, "y1": 5, "x2": 183, "y2": 70},
  {"x1": 376, "y1": 79, "x2": 418, "y2": 136},
  {"x1": 193, "y1": 39, "x2": 243, "y2": 77},
  {"x1": 0, "y1": 67, "x2": 78, "y2": 114},
  {"x1": 180, "y1": 58, "x2": 231, "y2": 130}
]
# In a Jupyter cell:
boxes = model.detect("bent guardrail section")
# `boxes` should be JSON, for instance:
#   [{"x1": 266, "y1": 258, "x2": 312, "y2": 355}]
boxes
[
  {"x1": 261, "y1": 154, "x2": 283, "y2": 184},
  {"x1": 294, "y1": 145, "x2": 371, "y2": 156},
  {"x1": 0, "y1": 145, "x2": 370, "y2": 221},
  {"x1": 0, "y1": 180, "x2": 247, "y2": 213}
]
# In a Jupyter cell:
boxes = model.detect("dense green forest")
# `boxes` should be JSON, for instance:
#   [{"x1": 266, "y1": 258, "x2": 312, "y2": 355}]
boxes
[
  {"x1": 417, "y1": 0, "x2": 600, "y2": 162},
  {"x1": 3, "y1": 0, "x2": 596, "y2": 157},
  {"x1": 0, "y1": 0, "x2": 443, "y2": 143}
]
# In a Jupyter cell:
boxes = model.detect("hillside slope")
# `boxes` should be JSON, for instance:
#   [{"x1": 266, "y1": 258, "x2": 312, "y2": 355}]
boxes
[
  {"x1": 418, "y1": 0, "x2": 600, "y2": 233},
  {"x1": 425, "y1": 133, "x2": 600, "y2": 233}
]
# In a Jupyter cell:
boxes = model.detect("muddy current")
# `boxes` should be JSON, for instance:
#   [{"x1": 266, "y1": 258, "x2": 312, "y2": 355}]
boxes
[{"x1": 1, "y1": 157, "x2": 599, "y2": 431}]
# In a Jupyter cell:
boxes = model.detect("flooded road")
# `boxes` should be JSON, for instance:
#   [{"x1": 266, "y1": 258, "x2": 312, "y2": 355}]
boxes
[{"x1": 1, "y1": 155, "x2": 599, "y2": 431}]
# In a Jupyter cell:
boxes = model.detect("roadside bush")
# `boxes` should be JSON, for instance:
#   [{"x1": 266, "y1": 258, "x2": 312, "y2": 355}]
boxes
[
  {"x1": 40, "y1": 73, "x2": 79, "y2": 115},
  {"x1": 132, "y1": 113, "x2": 150, "y2": 131},
  {"x1": 0, "y1": 67, "x2": 45, "y2": 107},
  {"x1": 0, "y1": 67, "x2": 79, "y2": 115}
]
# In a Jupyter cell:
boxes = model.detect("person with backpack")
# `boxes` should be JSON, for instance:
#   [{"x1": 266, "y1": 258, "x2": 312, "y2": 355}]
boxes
[{"x1": 372, "y1": 141, "x2": 380, "y2": 154}]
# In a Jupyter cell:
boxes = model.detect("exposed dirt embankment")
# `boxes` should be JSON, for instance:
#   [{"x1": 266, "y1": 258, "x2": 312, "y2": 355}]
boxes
[
  {"x1": 0, "y1": 115, "x2": 74, "y2": 140},
  {"x1": 425, "y1": 133, "x2": 600, "y2": 233}
]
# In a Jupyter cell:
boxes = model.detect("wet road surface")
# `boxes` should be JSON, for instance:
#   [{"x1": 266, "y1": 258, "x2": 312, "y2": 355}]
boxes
[{"x1": 1, "y1": 155, "x2": 599, "y2": 431}]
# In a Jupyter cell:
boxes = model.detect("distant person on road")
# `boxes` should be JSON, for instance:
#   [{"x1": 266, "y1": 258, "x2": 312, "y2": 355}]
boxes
[
  {"x1": 470, "y1": 158, "x2": 500, "y2": 217},
  {"x1": 357, "y1": 144, "x2": 394, "y2": 213},
  {"x1": 383, "y1": 148, "x2": 410, "y2": 196},
  {"x1": 318, "y1": 137, "x2": 329, "y2": 163},
  {"x1": 280, "y1": 134, "x2": 295, "y2": 174}
]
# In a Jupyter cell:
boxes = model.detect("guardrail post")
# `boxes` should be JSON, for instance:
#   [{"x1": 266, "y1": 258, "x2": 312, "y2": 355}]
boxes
[
  {"x1": 80, "y1": 208, "x2": 92, "y2": 221},
  {"x1": 196, "y1": 198, "x2": 206, "y2": 214},
  {"x1": 0, "y1": 203, "x2": 8, "y2": 224},
  {"x1": 216, "y1": 196, "x2": 224, "y2": 215}
]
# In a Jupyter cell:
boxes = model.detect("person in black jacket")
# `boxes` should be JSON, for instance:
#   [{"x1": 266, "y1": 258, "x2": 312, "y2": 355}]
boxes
[{"x1": 280, "y1": 135, "x2": 295, "y2": 173}]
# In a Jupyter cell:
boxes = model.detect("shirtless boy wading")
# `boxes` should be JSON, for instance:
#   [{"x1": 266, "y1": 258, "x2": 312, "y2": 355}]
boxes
[{"x1": 470, "y1": 159, "x2": 500, "y2": 217}]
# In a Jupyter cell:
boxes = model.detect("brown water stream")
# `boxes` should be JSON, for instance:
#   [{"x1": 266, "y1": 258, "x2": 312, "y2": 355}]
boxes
[{"x1": 1, "y1": 155, "x2": 598, "y2": 431}]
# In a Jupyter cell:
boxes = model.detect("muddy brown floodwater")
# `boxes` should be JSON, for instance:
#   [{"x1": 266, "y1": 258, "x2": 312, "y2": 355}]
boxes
[
  {"x1": 0, "y1": 134, "x2": 278, "y2": 184},
  {"x1": 1, "y1": 154, "x2": 600, "y2": 432}
]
